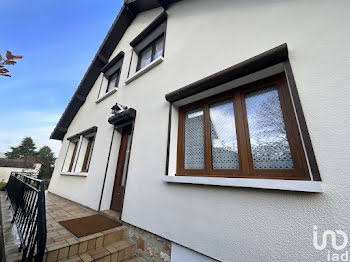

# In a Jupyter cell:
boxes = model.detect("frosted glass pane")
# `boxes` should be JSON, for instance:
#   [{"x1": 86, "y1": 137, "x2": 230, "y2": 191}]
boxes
[
  {"x1": 184, "y1": 107, "x2": 204, "y2": 169},
  {"x1": 245, "y1": 86, "x2": 294, "y2": 169},
  {"x1": 154, "y1": 37, "x2": 164, "y2": 60},
  {"x1": 209, "y1": 99, "x2": 239, "y2": 169},
  {"x1": 140, "y1": 46, "x2": 152, "y2": 69}
]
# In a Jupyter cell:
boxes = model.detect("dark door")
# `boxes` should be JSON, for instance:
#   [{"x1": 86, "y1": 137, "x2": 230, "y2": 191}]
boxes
[{"x1": 110, "y1": 127, "x2": 133, "y2": 212}]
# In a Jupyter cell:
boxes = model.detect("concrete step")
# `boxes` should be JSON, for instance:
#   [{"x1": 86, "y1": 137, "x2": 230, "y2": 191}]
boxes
[
  {"x1": 56, "y1": 240, "x2": 136, "y2": 262},
  {"x1": 44, "y1": 226, "x2": 128, "y2": 262}
]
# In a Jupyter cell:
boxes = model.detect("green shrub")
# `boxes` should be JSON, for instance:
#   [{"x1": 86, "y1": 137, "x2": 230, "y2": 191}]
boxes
[{"x1": 0, "y1": 182, "x2": 7, "y2": 191}]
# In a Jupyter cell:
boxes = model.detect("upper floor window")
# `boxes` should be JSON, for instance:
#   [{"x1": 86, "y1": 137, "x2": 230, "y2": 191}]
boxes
[
  {"x1": 99, "y1": 52, "x2": 124, "y2": 99},
  {"x1": 106, "y1": 69, "x2": 121, "y2": 93},
  {"x1": 130, "y1": 12, "x2": 167, "y2": 74},
  {"x1": 177, "y1": 73, "x2": 310, "y2": 181},
  {"x1": 137, "y1": 35, "x2": 165, "y2": 71}
]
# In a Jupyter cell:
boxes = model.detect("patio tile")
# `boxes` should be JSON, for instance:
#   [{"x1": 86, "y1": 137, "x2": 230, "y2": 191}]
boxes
[
  {"x1": 58, "y1": 247, "x2": 70, "y2": 260},
  {"x1": 1, "y1": 192, "x2": 102, "y2": 261},
  {"x1": 68, "y1": 244, "x2": 79, "y2": 257},
  {"x1": 78, "y1": 241, "x2": 88, "y2": 254}
]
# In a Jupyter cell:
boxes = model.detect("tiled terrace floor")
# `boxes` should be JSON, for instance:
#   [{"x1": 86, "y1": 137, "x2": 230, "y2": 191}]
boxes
[{"x1": 0, "y1": 192, "x2": 121, "y2": 261}]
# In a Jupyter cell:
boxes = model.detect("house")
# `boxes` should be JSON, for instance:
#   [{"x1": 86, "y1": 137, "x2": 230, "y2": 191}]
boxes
[
  {"x1": 48, "y1": 0, "x2": 350, "y2": 261},
  {"x1": 0, "y1": 158, "x2": 41, "y2": 182}
]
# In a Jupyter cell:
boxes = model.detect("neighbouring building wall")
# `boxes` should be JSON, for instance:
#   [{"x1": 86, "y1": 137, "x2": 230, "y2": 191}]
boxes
[
  {"x1": 0, "y1": 165, "x2": 41, "y2": 182},
  {"x1": 49, "y1": 0, "x2": 350, "y2": 261}
]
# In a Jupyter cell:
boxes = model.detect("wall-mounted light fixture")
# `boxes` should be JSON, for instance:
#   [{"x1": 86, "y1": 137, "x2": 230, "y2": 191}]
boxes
[{"x1": 111, "y1": 103, "x2": 128, "y2": 115}]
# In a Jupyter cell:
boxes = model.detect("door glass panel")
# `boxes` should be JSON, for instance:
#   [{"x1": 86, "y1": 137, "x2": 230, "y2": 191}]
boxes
[
  {"x1": 245, "y1": 86, "x2": 294, "y2": 169},
  {"x1": 184, "y1": 107, "x2": 204, "y2": 169},
  {"x1": 121, "y1": 134, "x2": 132, "y2": 187},
  {"x1": 139, "y1": 45, "x2": 152, "y2": 69},
  {"x1": 209, "y1": 99, "x2": 239, "y2": 169},
  {"x1": 154, "y1": 37, "x2": 164, "y2": 60}
]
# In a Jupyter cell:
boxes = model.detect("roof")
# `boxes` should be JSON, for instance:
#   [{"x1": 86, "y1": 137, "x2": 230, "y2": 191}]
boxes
[
  {"x1": 50, "y1": 0, "x2": 181, "y2": 140},
  {"x1": 0, "y1": 158, "x2": 36, "y2": 169}
]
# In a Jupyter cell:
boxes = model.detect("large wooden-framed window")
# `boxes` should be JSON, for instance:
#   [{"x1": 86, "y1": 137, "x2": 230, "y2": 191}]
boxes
[
  {"x1": 177, "y1": 73, "x2": 310, "y2": 180},
  {"x1": 81, "y1": 135, "x2": 95, "y2": 172},
  {"x1": 68, "y1": 141, "x2": 78, "y2": 172}
]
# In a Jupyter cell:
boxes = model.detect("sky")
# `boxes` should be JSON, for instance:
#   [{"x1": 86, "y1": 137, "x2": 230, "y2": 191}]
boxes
[{"x1": 0, "y1": 0, "x2": 124, "y2": 157}]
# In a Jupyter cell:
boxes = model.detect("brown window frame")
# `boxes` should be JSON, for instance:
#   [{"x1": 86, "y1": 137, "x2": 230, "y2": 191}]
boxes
[
  {"x1": 136, "y1": 34, "x2": 165, "y2": 71},
  {"x1": 68, "y1": 141, "x2": 78, "y2": 172},
  {"x1": 106, "y1": 69, "x2": 121, "y2": 93},
  {"x1": 81, "y1": 136, "x2": 95, "y2": 173},
  {"x1": 176, "y1": 73, "x2": 310, "y2": 180}
]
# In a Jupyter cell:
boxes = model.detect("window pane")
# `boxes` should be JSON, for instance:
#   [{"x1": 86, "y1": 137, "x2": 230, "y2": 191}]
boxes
[
  {"x1": 184, "y1": 107, "x2": 204, "y2": 169},
  {"x1": 85, "y1": 137, "x2": 95, "y2": 172},
  {"x1": 245, "y1": 86, "x2": 294, "y2": 169},
  {"x1": 154, "y1": 37, "x2": 164, "y2": 60},
  {"x1": 139, "y1": 46, "x2": 152, "y2": 69},
  {"x1": 209, "y1": 99, "x2": 239, "y2": 169},
  {"x1": 107, "y1": 71, "x2": 119, "y2": 93},
  {"x1": 68, "y1": 142, "x2": 78, "y2": 172}
]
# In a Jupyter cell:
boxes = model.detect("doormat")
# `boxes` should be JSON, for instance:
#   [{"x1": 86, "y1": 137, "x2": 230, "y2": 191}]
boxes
[{"x1": 59, "y1": 214, "x2": 122, "y2": 238}]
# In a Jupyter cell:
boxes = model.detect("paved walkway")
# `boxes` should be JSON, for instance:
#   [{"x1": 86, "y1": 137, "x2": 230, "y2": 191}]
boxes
[{"x1": 0, "y1": 192, "x2": 98, "y2": 261}]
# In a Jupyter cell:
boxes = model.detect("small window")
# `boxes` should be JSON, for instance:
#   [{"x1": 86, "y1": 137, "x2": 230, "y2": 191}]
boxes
[
  {"x1": 137, "y1": 35, "x2": 164, "y2": 71},
  {"x1": 100, "y1": 52, "x2": 124, "y2": 99},
  {"x1": 81, "y1": 136, "x2": 95, "y2": 172},
  {"x1": 106, "y1": 69, "x2": 121, "y2": 93},
  {"x1": 130, "y1": 12, "x2": 167, "y2": 74},
  {"x1": 68, "y1": 141, "x2": 78, "y2": 172},
  {"x1": 177, "y1": 73, "x2": 310, "y2": 180}
]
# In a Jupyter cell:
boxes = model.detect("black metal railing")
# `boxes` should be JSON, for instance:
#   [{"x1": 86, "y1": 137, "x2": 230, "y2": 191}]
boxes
[{"x1": 6, "y1": 172, "x2": 47, "y2": 262}]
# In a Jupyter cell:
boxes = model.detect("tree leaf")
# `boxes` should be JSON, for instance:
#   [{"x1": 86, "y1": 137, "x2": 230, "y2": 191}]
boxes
[
  {"x1": 5, "y1": 60, "x2": 16, "y2": 65},
  {"x1": 6, "y1": 50, "x2": 14, "y2": 59}
]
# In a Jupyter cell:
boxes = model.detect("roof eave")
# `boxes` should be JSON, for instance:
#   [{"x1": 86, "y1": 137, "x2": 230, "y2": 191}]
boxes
[{"x1": 51, "y1": 0, "x2": 182, "y2": 140}]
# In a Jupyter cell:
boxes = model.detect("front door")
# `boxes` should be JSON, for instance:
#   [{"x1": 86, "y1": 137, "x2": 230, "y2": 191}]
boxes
[{"x1": 110, "y1": 126, "x2": 133, "y2": 212}]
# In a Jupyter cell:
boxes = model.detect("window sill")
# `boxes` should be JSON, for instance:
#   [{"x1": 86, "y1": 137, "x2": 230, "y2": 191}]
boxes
[
  {"x1": 95, "y1": 88, "x2": 117, "y2": 104},
  {"x1": 162, "y1": 176, "x2": 323, "y2": 193},
  {"x1": 61, "y1": 172, "x2": 88, "y2": 177},
  {"x1": 125, "y1": 56, "x2": 164, "y2": 85}
]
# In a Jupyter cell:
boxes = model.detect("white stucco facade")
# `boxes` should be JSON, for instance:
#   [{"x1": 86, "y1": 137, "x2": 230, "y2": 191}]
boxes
[{"x1": 49, "y1": 0, "x2": 350, "y2": 261}]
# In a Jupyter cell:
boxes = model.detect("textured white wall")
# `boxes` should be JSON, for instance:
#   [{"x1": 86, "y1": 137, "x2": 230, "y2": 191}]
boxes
[
  {"x1": 48, "y1": 7, "x2": 164, "y2": 209},
  {"x1": 49, "y1": 0, "x2": 350, "y2": 261}
]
